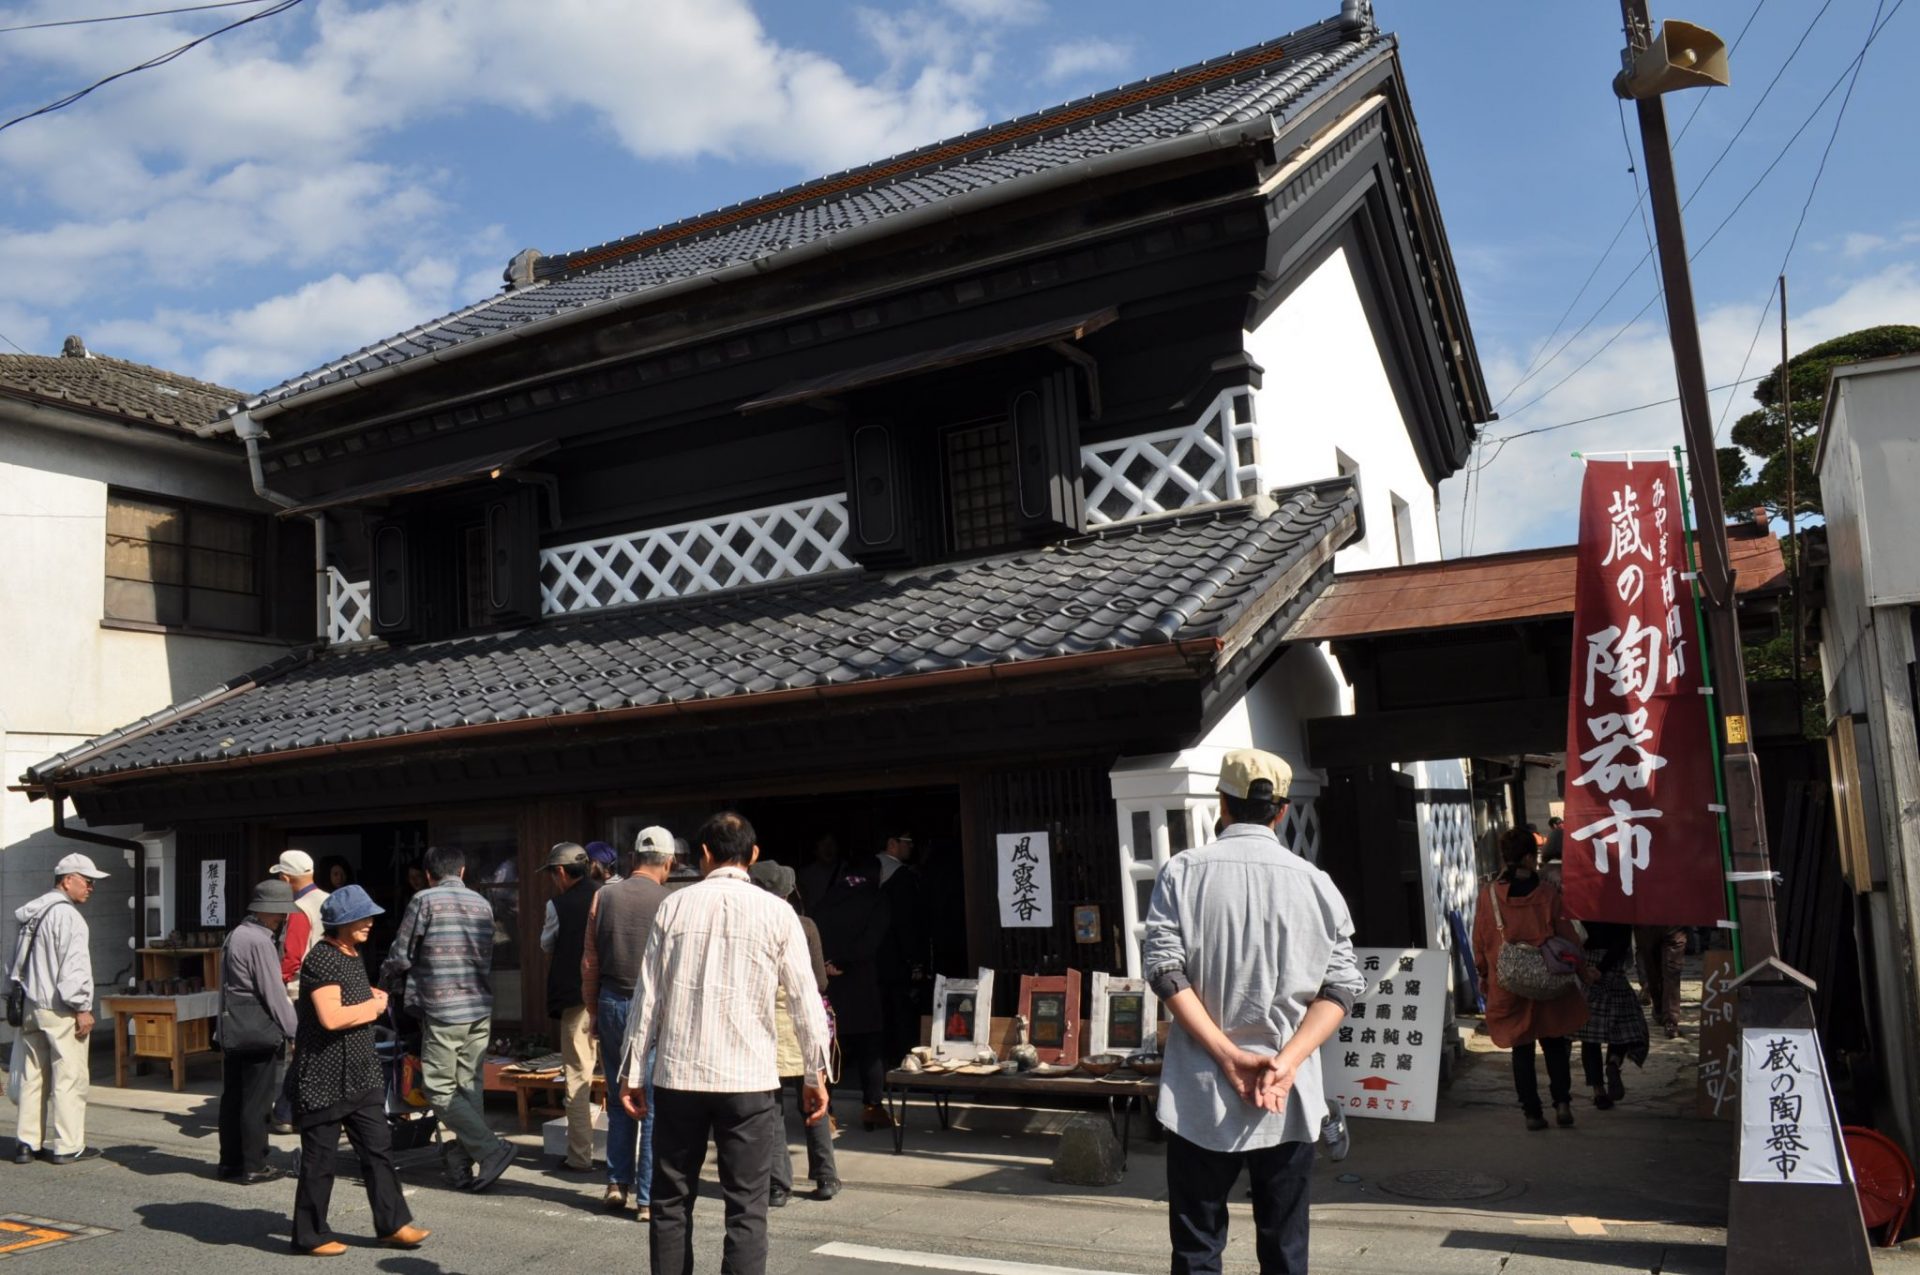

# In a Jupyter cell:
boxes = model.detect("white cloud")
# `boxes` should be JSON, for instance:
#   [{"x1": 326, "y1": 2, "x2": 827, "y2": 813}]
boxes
[
  {"x1": 1835, "y1": 223, "x2": 1920, "y2": 259},
  {"x1": 1442, "y1": 260, "x2": 1920, "y2": 555},
  {"x1": 1043, "y1": 37, "x2": 1130, "y2": 84},
  {"x1": 942, "y1": 0, "x2": 1046, "y2": 24}
]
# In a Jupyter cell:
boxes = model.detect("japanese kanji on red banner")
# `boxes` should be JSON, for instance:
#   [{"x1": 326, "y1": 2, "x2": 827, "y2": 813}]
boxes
[{"x1": 1561, "y1": 459, "x2": 1725, "y2": 925}]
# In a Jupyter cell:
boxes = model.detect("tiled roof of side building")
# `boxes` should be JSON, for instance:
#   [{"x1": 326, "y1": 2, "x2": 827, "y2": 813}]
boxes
[
  {"x1": 241, "y1": 10, "x2": 1384, "y2": 412},
  {"x1": 26, "y1": 479, "x2": 1357, "y2": 785},
  {"x1": 0, "y1": 346, "x2": 244, "y2": 434}
]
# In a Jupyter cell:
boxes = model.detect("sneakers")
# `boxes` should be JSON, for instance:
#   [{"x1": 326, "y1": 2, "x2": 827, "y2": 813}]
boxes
[
  {"x1": 1321, "y1": 1101, "x2": 1351, "y2": 1162},
  {"x1": 636, "y1": 1205, "x2": 652, "y2": 1223},
  {"x1": 466, "y1": 1142, "x2": 515, "y2": 1193},
  {"x1": 40, "y1": 1147, "x2": 101, "y2": 1165},
  {"x1": 604, "y1": 1183, "x2": 629, "y2": 1212}
]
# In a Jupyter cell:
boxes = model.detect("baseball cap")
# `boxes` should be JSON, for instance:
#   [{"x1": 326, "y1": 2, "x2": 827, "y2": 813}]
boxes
[
  {"x1": 634, "y1": 825, "x2": 674, "y2": 856},
  {"x1": 545, "y1": 842, "x2": 589, "y2": 869},
  {"x1": 247, "y1": 879, "x2": 296, "y2": 914},
  {"x1": 1217, "y1": 748, "x2": 1292, "y2": 801},
  {"x1": 585, "y1": 840, "x2": 617, "y2": 867},
  {"x1": 318, "y1": 884, "x2": 383, "y2": 927},
  {"x1": 53, "y1": 852, "x2": 109, "y2": 880},
  {"x1": 270, "y1": 849, "x2": 315, "y2": 877}
]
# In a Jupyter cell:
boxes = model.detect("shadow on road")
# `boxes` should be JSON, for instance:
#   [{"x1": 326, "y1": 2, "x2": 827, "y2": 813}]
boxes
[
  {"x1": 135, "y1": 1201, "x2": 288, "y2": 1253},
  {"x1": 1440, "y1": 1230, "x2": 1724, "y2": 1273}
]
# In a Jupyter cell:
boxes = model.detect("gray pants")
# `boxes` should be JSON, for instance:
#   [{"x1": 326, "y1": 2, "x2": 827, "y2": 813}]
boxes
[
  {"x1": 770, "y1": 1074, "x2": 837, "y2": 1194},
  {"x1": 652, "y1": 1087, "x2": 777, "y2": 1275},
  {"x1": 418, "y1": 1014, "x2": 501, "y2": 1173}
]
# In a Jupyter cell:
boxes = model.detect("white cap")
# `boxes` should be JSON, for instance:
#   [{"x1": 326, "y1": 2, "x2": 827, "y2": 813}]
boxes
[
  {"x1": 634, "y1": 826, "x2": 675, "y2": 859},
  {"x1": 54, "y1": 852, "x2": 109, "y2": 880},
  {"x1": 270, "y1": 849, "x2": 315, "y2": 877}
]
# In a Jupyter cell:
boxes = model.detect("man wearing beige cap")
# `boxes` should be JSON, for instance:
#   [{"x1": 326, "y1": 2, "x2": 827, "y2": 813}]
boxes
[
  {"x1": 8, "y1": 852, "x2": 109, "y2": 1164},
  {"x1": 1142, "y1": 748, "x2": 1363, "y2": 1274},
  {"x1": 271, "y1": 849, "x2": 328, "y2": 997}
]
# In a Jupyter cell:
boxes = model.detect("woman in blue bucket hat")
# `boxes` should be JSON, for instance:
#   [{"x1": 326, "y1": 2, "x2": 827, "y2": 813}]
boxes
[{"x1": 288, "y1": 885, "x2": 431, "y2": 1256}]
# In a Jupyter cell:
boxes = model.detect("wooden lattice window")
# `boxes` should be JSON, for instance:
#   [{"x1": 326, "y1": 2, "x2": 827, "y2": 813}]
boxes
[
  {"x1": 943, "y1": 417, "x2": 1020, "y2": 554},
  {"x1": 105, "y1": 491, "x2": 263, "y2": 634}
]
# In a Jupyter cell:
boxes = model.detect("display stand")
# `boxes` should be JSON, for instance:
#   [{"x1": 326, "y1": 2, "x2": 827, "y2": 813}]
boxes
[{"x1": 100, "y1": 946, "x2": 224, "y2": 1091}]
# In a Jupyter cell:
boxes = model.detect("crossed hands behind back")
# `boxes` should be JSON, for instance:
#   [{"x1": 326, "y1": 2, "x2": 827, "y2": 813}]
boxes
[{"x1": 1218, "y1": 1046, "x2": 1297, "y2": 1115}]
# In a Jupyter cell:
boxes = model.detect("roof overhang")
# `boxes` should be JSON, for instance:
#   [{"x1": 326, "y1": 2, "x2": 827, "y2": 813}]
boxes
[{"x1": 275, "y1": 440, "x2": 557, "y2": 517}]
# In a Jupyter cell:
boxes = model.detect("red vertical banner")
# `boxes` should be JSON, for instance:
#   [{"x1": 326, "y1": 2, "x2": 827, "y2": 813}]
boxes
[{"x1": 1562, "y1": 460, "x2": 1724, "y2": 925}]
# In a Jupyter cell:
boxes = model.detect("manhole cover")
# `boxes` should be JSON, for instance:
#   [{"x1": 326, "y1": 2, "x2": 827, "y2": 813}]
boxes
[{"x1": 1376, "y1": 1169, "x2": 1509, "y2": 1201}]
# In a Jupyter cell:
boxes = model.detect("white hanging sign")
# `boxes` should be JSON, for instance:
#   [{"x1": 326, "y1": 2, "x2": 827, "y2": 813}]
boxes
[
  {"x1": 996, "y1": 831, "x2": 1052, "y2": 928},
  {"x1": 199, "y1": 859, "x2": 226, "y2": 927},
  {"x1": 1318, "y1": 947, "x2": 1447, "y2": 1122},
  {"x1": 1737, "y1": 1027, "x2": 1841, "y2": 1184}
]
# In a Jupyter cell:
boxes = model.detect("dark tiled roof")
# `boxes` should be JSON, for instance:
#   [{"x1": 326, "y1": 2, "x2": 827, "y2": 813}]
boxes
[
  {"x1": 1286, "y1": 523, "x2": 1789, "y2": 644},
  {"x1": 0, "y1": 350, "x2": 243, "y2": 432},
  {"x1": 244, "y1": 12, "x2": 1383, "y2": 411},
  {"x1": 28, "y1": 480, "x2": 1356, "y2": 784}
]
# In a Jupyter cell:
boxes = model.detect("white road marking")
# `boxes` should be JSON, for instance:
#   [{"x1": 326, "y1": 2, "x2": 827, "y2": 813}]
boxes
[{"x1": 810, "y1": 1241, "x2": 1139, "y2": 1275}]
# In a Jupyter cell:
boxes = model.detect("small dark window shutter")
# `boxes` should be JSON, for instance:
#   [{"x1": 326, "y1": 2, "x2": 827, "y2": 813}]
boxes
[
  {"x1": 369, "y1": 517, "x2": 418, "y2": 639},
  {"x1": 845, "y1": 419, "x2": 917, "y2": 567},
  {"x1": 482, "y1": 486, "x2": 542, "y2": 625},
  {"x1": 1012, "y1": 368, "x2": 1084, "y2": 535},
  {"x1": 269, "y1": 515, "x2": 317, "y2": 640}
]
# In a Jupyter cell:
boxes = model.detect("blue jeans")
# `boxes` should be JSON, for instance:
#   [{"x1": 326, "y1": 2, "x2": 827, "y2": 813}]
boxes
[{"x1": 598, "y1": 991, "x2": 654, "y2": 1201}]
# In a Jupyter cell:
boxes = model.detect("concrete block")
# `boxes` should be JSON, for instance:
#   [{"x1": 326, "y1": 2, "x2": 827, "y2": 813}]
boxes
[
  {"x1": 1049, "y1": 1112, "x2": 1124, "y2": 1186},
  {"x1": 541, "y1": 1108, "x2": 607, "y2": 1163}
]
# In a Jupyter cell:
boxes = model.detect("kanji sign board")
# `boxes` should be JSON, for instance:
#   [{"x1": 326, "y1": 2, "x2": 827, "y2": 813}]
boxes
[
  {"x1": 1737, "y1": 1028, "x2": 1841, "y2": 1184},
  {"x1": 1319, "y1": 947, "x2": 1446, "y2": 1122},
  {"x1": 996, "y1": 832, "x2": 1052, "y2": 928}
]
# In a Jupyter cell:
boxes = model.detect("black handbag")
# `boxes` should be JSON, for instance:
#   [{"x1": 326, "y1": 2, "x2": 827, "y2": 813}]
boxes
[
  {"x1": 219, "y1": 991, "x2": 284, "y2": 1053},
  {"x1": 6, "y1": 903, "x2": 71, "y2": 1028}
]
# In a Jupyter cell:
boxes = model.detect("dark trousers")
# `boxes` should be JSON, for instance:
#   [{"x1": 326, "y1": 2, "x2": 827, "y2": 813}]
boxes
[
  {"x1": 879, "y1": 980, "x2": 921, "y2": 1067},
  {"x1": 218, "y1": 1048, "x2": 281, "y2": 1174},
  {"x1": 1167, "y1": 1130, "x2": 1314, "y2": 1275},
  {"x1": 839, "y1": 1031, "x2": 885, "y2": 1107},
  {"x1": 1635, "y1": 925, "x2": 1685, "y2": 1029},
  {"x1": 1512, "y1": 1037, "x2": 1573, "y2": 1114},
  {"x1": 1581, "y1": 1041, "x2": 1627, "y2": 1087},
  {"x1": 291, "y1": 1087, "x2": 413, "y2": 1251},
  {"x1": 770, "y1": 1075, "x2": 837, "y2": 1194},
  {"x1": 651, "y1": 1087, "x2": 778, "y2": 1275}
]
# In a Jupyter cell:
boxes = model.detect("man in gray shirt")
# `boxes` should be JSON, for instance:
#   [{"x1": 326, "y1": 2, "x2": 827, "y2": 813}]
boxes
[
  {"x1": 218, "y1": 879, "x2": 299, "y2": 1182},
  {"x1": 1142, "y1": 749, "x2": 1363, "y2": 1275},
  {"x1": 7, "y1": 852, "x2": 108, "y2": 1165}
]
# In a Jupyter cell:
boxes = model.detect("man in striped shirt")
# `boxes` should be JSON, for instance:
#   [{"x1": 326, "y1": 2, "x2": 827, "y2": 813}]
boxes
[
  {"x1": 620, "y1": 812, "x2": 829, "y2": 1275},
  {"x1": 381, "y1": 845, "x2": 514, "y2": 1193}
]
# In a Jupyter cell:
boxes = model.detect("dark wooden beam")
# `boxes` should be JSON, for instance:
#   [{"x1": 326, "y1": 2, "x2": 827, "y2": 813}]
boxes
[{"x1": 1305, "y1": 695, "x2": 1567, "y2": 768}]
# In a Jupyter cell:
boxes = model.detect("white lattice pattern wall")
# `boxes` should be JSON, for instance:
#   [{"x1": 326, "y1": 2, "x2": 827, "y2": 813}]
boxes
[
  {"x1": 1277, "y1": 796, "x2": 1321, "y2": 864},
  {"x1": 326, "y1": 567, "x2": 371, "y2": 645},
  {"x1": 540, "y1": 494, "x2": 856, "y2": 614},
  {"x1": 1418, "y1": 788, "x2": 1477, "y2": 948},
  {"x1": 1082, "y1": 387, "x2": 1262, "y2": 525}
]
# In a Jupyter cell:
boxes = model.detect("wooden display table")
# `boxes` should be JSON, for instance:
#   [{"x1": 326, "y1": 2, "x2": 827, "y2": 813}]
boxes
[
  {"x1": 101, "y1": 946, "x2": 226, "y2": 1091},
  {"x1": 503, "y1": 1071, "x2": 608, "y2": 1132},
  {"x1": 881, "y1": 1068, "x2": 1158, "y2": 1166}
]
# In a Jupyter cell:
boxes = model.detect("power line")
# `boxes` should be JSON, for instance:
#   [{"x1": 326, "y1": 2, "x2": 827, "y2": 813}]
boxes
[
  {"x1": 0, "y1": 328, "x2": 30, "y2": 355},
  {"x1": 1714, "y1": 0, "x2": 1898, "y2": 441},
  {"x1": 0, "y1": 2, "x2": 263, "y2": 35},
  {"x1": 0, "y1": 0, "x2": 307, "y2": 137},
  {"x1": 1481, "y1": 375, "x2": 1770, "y2": 451}
]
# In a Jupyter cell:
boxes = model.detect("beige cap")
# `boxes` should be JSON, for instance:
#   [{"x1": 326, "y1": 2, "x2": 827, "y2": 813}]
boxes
[
  {"x1": 270, "y1": 849, "x2": 315, "y2": 877},
  {"x1": 634, "y1": 825, "x2": 675, "y2": 857},
  {"x1": 545, "y1": 842, "x2": 588, "y2": 869},
  {"x1": 1217, "y1": 748, "x2": 1292, "y2": 801}
]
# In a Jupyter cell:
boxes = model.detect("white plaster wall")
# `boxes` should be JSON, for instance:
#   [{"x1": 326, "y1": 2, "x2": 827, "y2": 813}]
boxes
[{"x1": 1245, "y1": 244, "x2": 1443, "y2": 574}]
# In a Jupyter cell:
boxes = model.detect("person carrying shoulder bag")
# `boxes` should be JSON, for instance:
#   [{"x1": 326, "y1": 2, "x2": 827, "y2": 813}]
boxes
[
  {"x1": 217, "y1": 879, "x2": 299, "y2": 1183},
  {"x1": 1472, "y1": 828, "x2": 1593, "y2": 1131}
]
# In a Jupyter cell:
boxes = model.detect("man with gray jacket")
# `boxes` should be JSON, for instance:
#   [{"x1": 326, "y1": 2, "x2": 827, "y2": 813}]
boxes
[{"x1": 7, "y1": 852, "x2": 109, "y2": 1165}]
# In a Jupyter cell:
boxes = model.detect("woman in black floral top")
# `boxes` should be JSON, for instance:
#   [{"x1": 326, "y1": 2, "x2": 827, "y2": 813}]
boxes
[{"x1": 289, "y1": 886, "x2": 430, "y2": 1256}]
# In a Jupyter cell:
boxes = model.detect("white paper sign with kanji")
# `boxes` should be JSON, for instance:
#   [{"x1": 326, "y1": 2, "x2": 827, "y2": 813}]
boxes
[
  {"x1": 996, "y1": 832, "x2": 1052, "y2": 928},
  {"x1": 199, "y1": 859, "x2": 226, "y2": 927},
  {"x1": 1737, "y1": 1027, "x2": 1841, "y2": 1184},
  {"x1": 1318, "y1": 947, "x2": 1447, "y2": 1122}
]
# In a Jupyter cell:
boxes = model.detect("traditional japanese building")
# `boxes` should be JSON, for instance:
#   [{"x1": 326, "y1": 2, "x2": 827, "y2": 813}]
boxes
[{"x1": 20, "y1": 5, "x2": 1494, "y2": 1030}]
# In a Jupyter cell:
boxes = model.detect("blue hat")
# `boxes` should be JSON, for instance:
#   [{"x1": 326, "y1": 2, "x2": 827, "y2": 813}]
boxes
[
  {"x1": 585, "y1": 840, "x2": 617, "y2": 867},
  {"x1": 319, "y1": 884, "x2": 383, "y2": 927}
]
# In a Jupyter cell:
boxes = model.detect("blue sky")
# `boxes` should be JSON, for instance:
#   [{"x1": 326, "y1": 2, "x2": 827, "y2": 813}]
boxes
[{"x1": 1, "y1": 0, "x2": 1913, "y2": 551}]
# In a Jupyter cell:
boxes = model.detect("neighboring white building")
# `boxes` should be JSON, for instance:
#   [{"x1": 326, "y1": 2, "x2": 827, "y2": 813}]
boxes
[
  {"x1": 0, "y1": 339, "x2": 301, "y2": 1038},
  {"x1": 1813, "y1": 350, "x2": 1920, "y2": 1171}
]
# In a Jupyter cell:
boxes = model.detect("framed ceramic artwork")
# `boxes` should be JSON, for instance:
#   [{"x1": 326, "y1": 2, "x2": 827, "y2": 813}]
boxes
[
  {"x1": 1089, "y1": 972, "x2": 1158, "y2": 1056},
  {"x1": 930, "y1": 968, "x2": 995, "y2": 1057},
  {"x1": 1016, "y1": 969, "x2": 1081, "y2": 1065},
  {"x1": 1071, "y1": 904, "x2": 1102, "y2": 944}
]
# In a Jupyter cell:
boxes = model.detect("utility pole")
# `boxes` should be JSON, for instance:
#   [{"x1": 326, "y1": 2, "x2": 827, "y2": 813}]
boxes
[
  {"x1": 1781, "y1": 275, "x2": 1802, "y2": 709},
  {"x1": 1614, "y1": 11, "x2": 1868, "y2": 1269},
  {"x1": 1613, "y1": 0, "x2": 1778, "y2": 966}
]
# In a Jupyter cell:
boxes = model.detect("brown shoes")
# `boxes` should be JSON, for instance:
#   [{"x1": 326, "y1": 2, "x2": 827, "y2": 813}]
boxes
[
  {"x1": 305, "y1": 1242, "x2": 347, "y2": 1257},
  {"x1": 381, "y1": 1225, "x2": 431, "y2": 1248},
  {"x1": 861, "y1": 1103, "x2": 894, "y2": 1132},
  {"x1": 604, "y1": 1183, "x2": 629, "y2": 1212},
  {"x1": 636, "y1": 1205, "x2": 652, "y2": 1223}
]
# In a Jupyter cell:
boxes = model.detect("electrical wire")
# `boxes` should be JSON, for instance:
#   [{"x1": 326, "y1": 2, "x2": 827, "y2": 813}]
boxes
[
  {"x1": 0, "y1": 1, "x2": 263, "y2": 35},
  {"x1": 0, "y1": 329, "x2": 30, "y2": 355},
  {"x1": 0, "y1": 0, "x2": 307, "y2": 137},
  {"x1": 1713, "y1": 0, "x2": 1898, "y2": 441}
]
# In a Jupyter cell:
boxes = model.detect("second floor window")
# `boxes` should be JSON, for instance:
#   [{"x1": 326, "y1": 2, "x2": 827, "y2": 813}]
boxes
[{"x1": 105, "y1": 492, "x2": 262, "y2": 634}]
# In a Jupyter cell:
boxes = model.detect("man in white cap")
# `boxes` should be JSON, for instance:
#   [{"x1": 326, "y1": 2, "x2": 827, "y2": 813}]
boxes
[
  {"x1": 7, "y1": 851, "x2": 110, "y2": 1164},
  {"x1": 272, "y1": 849, "x2": 328, "y2": 998},
  {"x1": 1141, "y1": 748, "x2": 1364, "y2": 1275}
]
